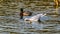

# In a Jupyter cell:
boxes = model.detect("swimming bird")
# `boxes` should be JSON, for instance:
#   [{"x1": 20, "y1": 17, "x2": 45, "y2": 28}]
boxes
[{"x1": 24, "y1": 13, "x2": 48, "y2": 23}]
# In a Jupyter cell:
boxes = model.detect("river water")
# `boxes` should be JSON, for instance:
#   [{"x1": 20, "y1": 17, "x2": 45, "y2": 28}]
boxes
[
  {"x1": 0, "y1": 4, "x2": 60, "y2": 34},
  {"x1": 18, "y1": 14, "x2": 60, "y2": 34}
]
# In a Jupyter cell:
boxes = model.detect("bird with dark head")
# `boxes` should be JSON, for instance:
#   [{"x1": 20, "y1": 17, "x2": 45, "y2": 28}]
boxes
[{"x1": 20, "y1": 8, "x2": 32, "y2": 19}]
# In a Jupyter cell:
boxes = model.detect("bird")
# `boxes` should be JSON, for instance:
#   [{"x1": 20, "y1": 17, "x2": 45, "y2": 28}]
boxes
[{"x1": 24, "y1": 13, "x2": 48, "y2": 23}]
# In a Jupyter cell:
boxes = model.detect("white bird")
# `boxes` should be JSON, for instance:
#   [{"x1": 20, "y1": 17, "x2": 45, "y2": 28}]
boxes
[
  {"x1": 24, "y1": 13, "x2": 48, "y2": 23},
  {"x1": 24, "y1": 13, "x2": 50, "y2": 29}
]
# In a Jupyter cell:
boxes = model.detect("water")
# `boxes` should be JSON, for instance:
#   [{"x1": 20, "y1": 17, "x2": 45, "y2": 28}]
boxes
[
  {"x1": 0, "y1": 2, "x2": 60, "y2": 34},
  {"x1": 18, "y1": 8, "x2": 60, "y2": 34},
  {"x1": 0, "y1": 10, "x2": 60, "y2": 34}
]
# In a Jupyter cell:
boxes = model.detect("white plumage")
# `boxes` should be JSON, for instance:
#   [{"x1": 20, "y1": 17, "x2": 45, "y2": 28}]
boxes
[
  {"x1": 24, "y1": 13, "x2": 48, "y2": 22},
  {"x1": 24, "y1": 13, "x2": 50, "y2": 29}
]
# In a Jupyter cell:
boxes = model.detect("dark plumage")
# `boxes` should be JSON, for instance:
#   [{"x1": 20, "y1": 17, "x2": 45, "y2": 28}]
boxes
[{"x1": 20, "y1": 8, "x2": 23, "y2": 19}]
